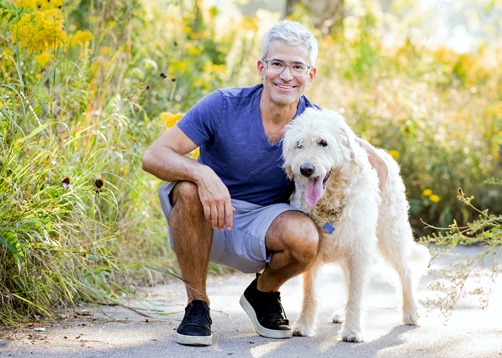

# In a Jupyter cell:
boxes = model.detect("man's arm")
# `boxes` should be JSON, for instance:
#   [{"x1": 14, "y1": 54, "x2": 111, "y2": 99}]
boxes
[{"x1": 142, "y1": 126, "x2": 234, "y2": 230}]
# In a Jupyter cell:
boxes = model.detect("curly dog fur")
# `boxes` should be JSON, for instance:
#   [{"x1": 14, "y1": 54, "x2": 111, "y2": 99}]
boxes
[{"x1": 282, "y1": 107, "x2": 430, "y2": 342}]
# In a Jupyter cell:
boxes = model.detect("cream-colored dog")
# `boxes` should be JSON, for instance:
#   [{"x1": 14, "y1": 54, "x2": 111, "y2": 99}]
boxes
[{"x1": 282, "y1": 107, "x2": 430, "y2": 342}]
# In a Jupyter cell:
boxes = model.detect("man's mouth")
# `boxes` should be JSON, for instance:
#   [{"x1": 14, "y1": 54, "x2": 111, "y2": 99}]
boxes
[{"x1": 276, "y1": 83, "x2": 296, "y2": 90}]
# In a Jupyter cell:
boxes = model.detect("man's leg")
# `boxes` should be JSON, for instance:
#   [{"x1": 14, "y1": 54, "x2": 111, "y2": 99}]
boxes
[
  {"x1": 260, "y1": 210, "x2": 319, "y2": 290},
  {"x1": 169, "y1": 181, "x2": 213, "y2": 346},
  {"x1": 170, "y1": 181, "x2": 212, "y2": 304},
  {"x1": 240, "y1": 210, "x2": 319, "y2": 338}
]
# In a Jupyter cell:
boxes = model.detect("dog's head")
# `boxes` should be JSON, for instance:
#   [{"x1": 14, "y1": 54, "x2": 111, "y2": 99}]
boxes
[{"x1": 282, "y1": 107, "x2": 363, "y2": 207}]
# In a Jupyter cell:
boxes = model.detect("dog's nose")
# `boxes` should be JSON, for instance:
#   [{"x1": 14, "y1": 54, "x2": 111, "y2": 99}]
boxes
[{"x1": 300, "y1": 163, "x2": 315, "y2": 177}]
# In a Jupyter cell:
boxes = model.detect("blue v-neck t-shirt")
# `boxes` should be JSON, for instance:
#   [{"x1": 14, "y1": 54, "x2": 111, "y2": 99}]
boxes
[{"x1": 176, "y1": 84, "x2": 319, "y2": 206}]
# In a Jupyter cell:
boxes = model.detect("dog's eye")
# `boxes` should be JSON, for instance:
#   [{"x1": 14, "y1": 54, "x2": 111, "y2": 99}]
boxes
[
  {"x1": 318, "y1": 139, "x2": 328, "y2": 147},
  {"x1": 296, "y1": 141, "x2": 304, "y2": 149}
]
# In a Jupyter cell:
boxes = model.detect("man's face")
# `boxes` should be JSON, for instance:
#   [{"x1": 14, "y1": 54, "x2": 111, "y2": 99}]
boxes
[{"x1": 258, "y1": 40, "x2": 316, "y2": 108}]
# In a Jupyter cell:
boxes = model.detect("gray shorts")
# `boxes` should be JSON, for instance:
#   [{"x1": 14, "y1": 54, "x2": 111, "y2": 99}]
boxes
[{"x1": 158, "y1": 182, "x2": 296, "y2": 273}]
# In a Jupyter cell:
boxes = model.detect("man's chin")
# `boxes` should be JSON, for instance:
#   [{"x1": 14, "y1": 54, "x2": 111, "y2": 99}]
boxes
[{"x1": 270, "y1": 93, "x2": 300, "y2": 106}]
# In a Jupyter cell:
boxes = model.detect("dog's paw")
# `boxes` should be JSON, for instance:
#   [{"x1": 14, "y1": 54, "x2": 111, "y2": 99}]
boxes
[
  {"x1": 332, "y1": 311, "x2": 344, "y2": 324},
  {"x1": 403, "y1": 310, "x2": 419, "y2": 326},
  {"x1": 293, "y1": 321, "x2": 317, "y2": 337},
  {"x1": 342, "y1": 329, "x2": 364, "y2": 343}
]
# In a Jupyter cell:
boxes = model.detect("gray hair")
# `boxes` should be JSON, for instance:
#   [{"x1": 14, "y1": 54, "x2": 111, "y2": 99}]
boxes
[{"x1": 261, "y1": 20, "x2": 319, "y2": 66}]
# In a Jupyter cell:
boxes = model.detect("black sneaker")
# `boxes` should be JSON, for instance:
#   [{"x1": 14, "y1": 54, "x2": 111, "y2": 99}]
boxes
[
  {"x1": 239, "y1": 274, "x2": 292, "y2": 339},
  {"x1": 176, "y1": 300, "x2": 213, "y2": 346}
]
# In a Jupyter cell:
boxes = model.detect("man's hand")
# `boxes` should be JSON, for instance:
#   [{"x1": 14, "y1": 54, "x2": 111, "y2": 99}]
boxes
[
  {"x1": 142, "y1": 125, "x2": 235, "y2": 230},
  {"x1": 196, "y1": 166, "x2": 235, "y2": 231}
]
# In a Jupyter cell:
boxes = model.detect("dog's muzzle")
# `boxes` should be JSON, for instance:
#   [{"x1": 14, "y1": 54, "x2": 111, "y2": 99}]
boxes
[
  {"x1": 299, "y1": 164, "x2": 331, "y2": 186},
  {"x1": 300, "y1": 163, "x2": 315, "y2": 177},
  {"x1": 300, "y1": 163, "x2": 332, "y2": 207}
]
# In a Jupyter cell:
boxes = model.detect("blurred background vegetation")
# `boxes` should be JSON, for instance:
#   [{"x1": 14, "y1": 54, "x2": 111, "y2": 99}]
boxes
[{"x1": 0, "y1": 0, "x2": 500, "y2": 324}]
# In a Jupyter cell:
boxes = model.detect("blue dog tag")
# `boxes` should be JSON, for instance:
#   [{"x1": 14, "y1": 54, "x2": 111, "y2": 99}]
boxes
[{"x1": 323, "y1": 222, "x2": 336, "y2": 234}]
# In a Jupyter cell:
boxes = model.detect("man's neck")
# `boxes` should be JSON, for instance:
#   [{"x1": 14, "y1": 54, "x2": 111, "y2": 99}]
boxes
[
  {"x1": 260, "y1": 97, "x2": 299, "y2": 125},
  {"x1": 260, "y1": 96, "x2": 299, "y2": 145}
]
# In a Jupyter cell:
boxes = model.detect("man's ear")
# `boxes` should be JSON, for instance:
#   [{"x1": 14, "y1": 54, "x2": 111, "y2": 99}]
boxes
[
  {"x1": 307, "y1": 66, "x2": 317, "y2": 86},
  {"x1": 257, "y1": 60, "x2": 265, "y2": 78}
]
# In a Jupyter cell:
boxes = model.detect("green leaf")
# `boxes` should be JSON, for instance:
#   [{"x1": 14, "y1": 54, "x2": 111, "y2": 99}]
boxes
[
  {"x1": 0, "y1": 230, "x2": 24, "y2": 259},
  {"x1": 46, "y1": 187, "x2": 59, "y2": 198}
]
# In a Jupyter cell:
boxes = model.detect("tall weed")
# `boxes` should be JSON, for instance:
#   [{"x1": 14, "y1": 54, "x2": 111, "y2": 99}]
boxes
[{"x1": 0, "y1": 0, "x2": 172, "y2": 323}]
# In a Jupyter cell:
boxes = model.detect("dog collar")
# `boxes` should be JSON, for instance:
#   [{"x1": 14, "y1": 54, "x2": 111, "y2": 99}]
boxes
[{"x1": 323, "y1": 222, "x2": 336, "y2": 234}]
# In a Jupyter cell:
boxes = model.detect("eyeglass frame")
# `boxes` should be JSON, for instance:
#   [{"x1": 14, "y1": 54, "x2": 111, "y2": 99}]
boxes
[{"x1": 261, "y1": 59, "x2": 313, "y2": 77}]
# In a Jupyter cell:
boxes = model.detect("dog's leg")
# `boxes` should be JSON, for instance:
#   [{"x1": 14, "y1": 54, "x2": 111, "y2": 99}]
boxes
[
  {"x1": 341, "y1": 252, "x2": 372, "y2": 343},
  {"x1": 293, "y1": 261, "x2": 322, "y2": 337},
  {"x1": 377, "y1": 227, "x2": 424, "y2": 325},
  {"x1": 398, "y1": 243, "x2": 430, "y2": 325},
  {"x1": 401, "y1": 270, "x2": 419, "y2": 324},
  {"x1": 390, "y1": 255, "x2": 418, "y2": 325},
  {"x1": 376, "y1": 151, "x2": 431, "y2": 325},
  {"x1": 332, "y1": 309, "x2": 345, "y2": 324},
  {"x1": 331, "y1": 269, "x2": 348, "y2": 324}
]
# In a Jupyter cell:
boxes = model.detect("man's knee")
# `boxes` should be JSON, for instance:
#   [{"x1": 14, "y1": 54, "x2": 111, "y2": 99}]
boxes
[
  {"x1": 292, "y1": 216, "x2": 319, "y2": 263},
  {"x1": 268, "y1": 211, "x2": 319, "y2": 263},
  {"x1": 170, "y1": 181, "x2": 211, "y2": 248},
  {"x1": 171, "y1": 181, "x2": 200, "y2": 207},
  {"x1": 170, "y1": 181, "x2": 207, "y2": 227}
]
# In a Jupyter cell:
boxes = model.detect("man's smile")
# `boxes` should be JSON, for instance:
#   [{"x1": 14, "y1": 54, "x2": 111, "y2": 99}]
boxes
[{"x1": 275, "y1": 83, "x2": 297, "y2": 90}]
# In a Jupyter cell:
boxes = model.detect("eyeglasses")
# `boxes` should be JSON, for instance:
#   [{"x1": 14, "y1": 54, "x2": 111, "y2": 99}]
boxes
[{"x1": 262, "y1": 59, "x2": 312, "y2": 77}]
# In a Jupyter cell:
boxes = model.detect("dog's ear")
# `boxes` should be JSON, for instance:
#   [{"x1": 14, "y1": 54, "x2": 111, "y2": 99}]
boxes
[
  {"x1": 281, "y1": 135, "x2": 293, "y2": 179},
  {"x1": 283, "y1": 163, "x2": 293, "y2": 179},
  {"x1": 339, "y1": 122, "x2": 365, "y2": 170}
]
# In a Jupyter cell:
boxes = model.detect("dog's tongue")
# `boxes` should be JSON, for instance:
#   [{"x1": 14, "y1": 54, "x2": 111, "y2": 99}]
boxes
[{"x1": 305, "y1": 177, "x2": 323, "y2": 207}]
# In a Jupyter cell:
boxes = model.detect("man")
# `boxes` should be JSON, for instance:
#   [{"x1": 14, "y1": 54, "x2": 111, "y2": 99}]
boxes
[{"x1": 142, "y1": 20, "x2": 387, "y2": 346}]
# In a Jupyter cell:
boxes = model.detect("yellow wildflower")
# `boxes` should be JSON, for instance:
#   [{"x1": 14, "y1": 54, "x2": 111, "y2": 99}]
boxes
[
  {"x1": 1, "y1": 47, "x2": 14, "y2": 57},
  {"x1": 39, "y1": 0, "x2": 64, "y2": 10},
  {"x1": 185, "y1": 44, "x2": 202, "y2": 57},
  {"x1": 189, "y1": 147, "x2": 200, "y2": 159},
  {"x1": 422, "y1": 189, "x2": 432, "y2": 197},
  {"x1": 388, "y1": 150, "x2": 400, "y2": 160},
  {"x1": 160, "y1": 112, "x2": 184, "y2": 129},
  {"x1": 100, "y1": 46, "x2": 111, "y2": 55},
  {"x1": 204, "y1": 62, "x2": 226, "y2": 76},
  {"x1": 15, "y1": 0, "x2": 63, "y2": 10},
  {"x1": 35, "y1": 51, "x2": 53, "y2": 65},
  {"x1": 69, "y1": 30, "x2": 94, "y2": 48},
  {"x1": 240, "y1": 18, "x2": 258, "y2": 31},
  {"x1": 172, "y1": 60, "x2": 188, "y2": 73},
  {"x1": 14, "y1": 0, "x2": 36, "y2": 9},
  {"x1": 16, "y1": 9, "x2": 66, "y2": 53},
  {"x1": 429, "y1": 194, "x2": 440, "y2": 203}
]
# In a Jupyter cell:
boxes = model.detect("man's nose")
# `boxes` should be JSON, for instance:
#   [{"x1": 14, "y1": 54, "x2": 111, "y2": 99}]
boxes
[{"x1": 280, "y1": 65, "x2": 294, "y2": 80}]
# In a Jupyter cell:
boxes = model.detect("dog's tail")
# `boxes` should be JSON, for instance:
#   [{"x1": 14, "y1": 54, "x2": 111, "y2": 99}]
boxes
[{"x1": 409, "y1": 243, "x2": 431, "y2": 273}]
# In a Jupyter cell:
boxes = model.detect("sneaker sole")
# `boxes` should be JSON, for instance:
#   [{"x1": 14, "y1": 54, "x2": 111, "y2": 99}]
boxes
[
  {"x1": 176, "y1": 332, "x2": 213, "y2": 346},
  {"x1": 239, "y1": 294, "x2": 293, "y2": 339}
]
